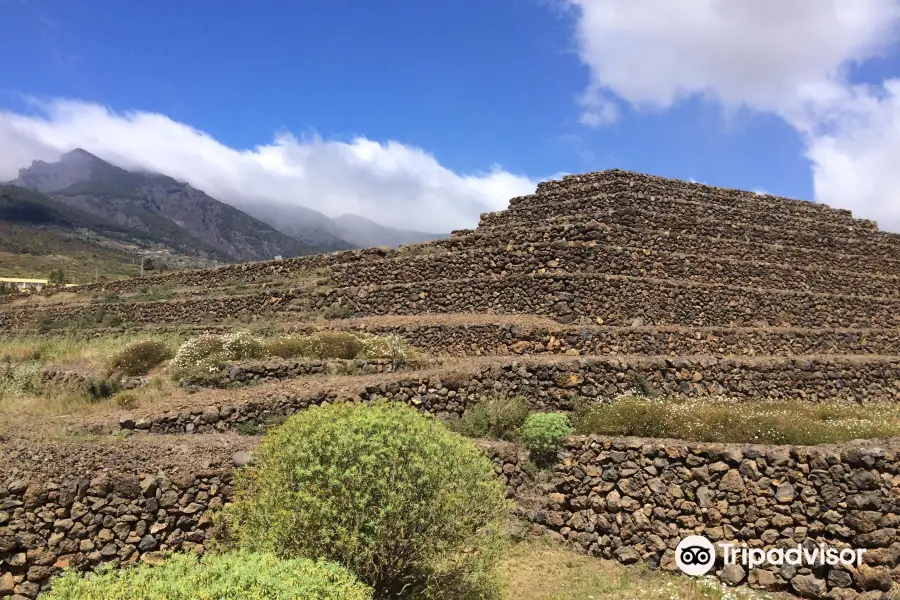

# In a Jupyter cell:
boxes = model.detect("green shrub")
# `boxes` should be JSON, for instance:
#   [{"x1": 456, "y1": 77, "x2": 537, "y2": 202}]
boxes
[
  {"x1": 266, "y1": 332, "x2": 363, "y2": 360},
  {"x1": 44, "y1": 551, "x2": 371, "y2": 600},
  {"x1": 224, "y1": 401, "x2": 509, "y2": 599},
  {"x1": 453, "y1": 394, "x2": 530, "y2": 441},
  {"x1": 222, "y1": 330, "x2": 266, "y2": 360},
  {"x1": 112, "y1": 391, "x2": 139, "y2": 410},
  {"x1": 521, "y1": 413, "x2": 573, "y2": 457},
  {"x1": 0, "y1": 363, "x2": 43, "y2": 397},
  {"x1": 84, "y1": 375, "x2": 122, "y2": 402},
  {"x1": 264, "y1": 335, "x2": 307, "y2": 359},
  {"x1": 322, "y1": 302, "x2": 353, "y2": 319},
  {"x1": 109, "y1": 340, "x2": 172, "y2": 376}
]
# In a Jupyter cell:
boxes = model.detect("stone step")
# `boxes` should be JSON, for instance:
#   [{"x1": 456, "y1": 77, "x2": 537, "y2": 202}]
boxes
[
  {"x1": 530, "y1": 175, "x2": 867, "y2": 226},
  {"x1": 328, "y1": 239, "x2": 900, "y2": 299},
  {"x1": 480, "y1": 191, "x2": 897, "y2": 248},
  {"x1": 179, "y1": 357, "x2": 438, "y2": 390},
  {"x1": 58, "y1": 246, "x2": 394, "y2": 300},
  {"x1": 476, "y1": 207, "x2": 900, "y2": 263},
  {"x1": 436, "y1": 220, "x2": 900, "y2": 277},
  {"x1": 115, "y1": 353, "x2": 900, "y2": 435},
  {"x1": 329, "y1": 320, "x2": 900, "y2": 358},
  {"x1": 314, "y1": 271, "x2": 900, "y2": 329},
  {"x1": 533, "y1": 169, "x2": 864, "y2": 225},
  {"x1": 0, "y1": 289, "x2": 308, "y2": 331}
]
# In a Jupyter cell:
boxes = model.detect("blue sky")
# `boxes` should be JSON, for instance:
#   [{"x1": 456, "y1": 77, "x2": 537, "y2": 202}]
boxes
[{"x1": 1, "y1": 0, "x2": 899, "y2": 231}]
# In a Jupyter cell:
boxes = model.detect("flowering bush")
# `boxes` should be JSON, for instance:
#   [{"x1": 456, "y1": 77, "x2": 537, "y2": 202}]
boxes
[
  {"x1": 169, "y1": 335, "x2": 226, "y2": 377},
  {"x1": 264, "y1": 332, "x2": 362, "y2": 360},
  {"x1": 222, "y1": 330, "x2": 266, "y2": 360},
  {"x1": 355, "y1": 333, "x2": 415, "y2": 363}
]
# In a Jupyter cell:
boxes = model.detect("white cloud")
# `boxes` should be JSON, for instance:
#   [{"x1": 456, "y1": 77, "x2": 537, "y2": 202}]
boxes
[
  {"x1": 0, "y1": 99, "x2": 537, "y2": 232},
  {"x1": 565, "y1": 0, "x2": 900, "y2": 231},
  {"x1": 805, "y1": 80, "x2": 900, "y2": 230}
]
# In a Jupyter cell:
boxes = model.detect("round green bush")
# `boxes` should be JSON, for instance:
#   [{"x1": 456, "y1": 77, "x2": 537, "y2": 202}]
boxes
[
  {"x1": 521, "y1": 412, "x2": 573, "y2": 457},
  {"x1": 225, "y1": 401, "x2": 510, "y2": 599},
  {"x1": 109, "y1": 340, "x2": 172, "y2": 376},
  {"x1": 44, "y1": 551, "x2": 371, "y2": 600}
]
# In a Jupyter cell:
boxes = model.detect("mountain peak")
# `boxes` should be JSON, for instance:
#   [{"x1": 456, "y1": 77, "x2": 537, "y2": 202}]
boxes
[{"x1": 60, "y1": 148, "x2": 103, "y2": 164}]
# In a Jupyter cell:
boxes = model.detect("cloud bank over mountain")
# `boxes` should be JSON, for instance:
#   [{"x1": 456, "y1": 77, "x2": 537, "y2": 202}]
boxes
[{"x1": 0, "y1": 99, "x2": 537, "y2": 233}]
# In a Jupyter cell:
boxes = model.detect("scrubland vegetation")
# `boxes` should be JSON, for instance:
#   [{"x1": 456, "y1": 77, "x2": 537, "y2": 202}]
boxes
[
  {"x1": 44, "y1": 552, "x2": 372, "y2": 600},
  {"x1": 572, "y1": 393, "x2": 900, "y2": 445},
  {"x1": 44, "y1": 401, "x2": 787, "y2": 599},
  {"x1": 0, "y1": 328, "x2": 418, "y2": 414}
]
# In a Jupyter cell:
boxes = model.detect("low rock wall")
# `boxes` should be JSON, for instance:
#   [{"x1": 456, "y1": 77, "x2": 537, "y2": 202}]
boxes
[
  {"x1": 485, "y1": 189, "x2": 876, "y2": 244},
  {"x1": 179, "y1": 357, "x2": 434, "y2": 389},
  {"x1": 334, "y1": 322, "x2": 900, "y2": 358},
  {"x1": 526, "y1": 435, "x2": 900, "y2": 599},
  {"x1": 0, "y1": 290, "x2": 303, "y2": 332},
  {"x1": 320, "y1": 273, "x2": 900, "y2": 328},
  {"x1": 3, "y1": 435, "x2": 896, "y2": 599},
  {"x1": 533, "y1": 170, "x2": 862, "y2": 225},
  {"x1": 0, "y1": 437, "x2": 251, "y2": 599},
  {"x1": 117, "y1": 356, "x2": 900, "y2": 435},
  {"x1": 329, "y1": 241, "x2": 900, "y2": 299},
  {"x1": 444, "y1": 221, "x2": 900, "y2": 277},
  {"x1": 480, "y1": 205, "x2": 900, "y2": 262}
]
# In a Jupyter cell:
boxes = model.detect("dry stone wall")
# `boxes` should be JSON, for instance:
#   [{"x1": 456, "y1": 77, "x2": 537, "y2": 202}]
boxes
[
  {"x1": 0, "y1": 290, "x2": 303, "y2": 331},
  {"x1": 328, "y1": 242, "x2": 900, "y2": 299},
  {"x1": 534, "y1": 170, "x2": 863, "y2": 225},
  {"x1": 480, "y1": 207, "x2": 900, "y2": 262},
  {"x1": 320, "y1": 273, "x2": 900, "y2": 328},
  {"x1": 3, "y1": 435, "x2": 897, "y2": 599},
  {"x1": 117, "y1": 356, "x2": 900, "y2": 436},
  {"x1": 178, "y1": 357, "x2": 434, "y2": 389},
  {"x1": 0, "y1": 436, "x2": 251, "y2": 599},
  {"x1": 332, "y1": 322, "x2": 900, "y2": 359},
  {"x1": 525, "y1": 435, "x2": 900, "y2": 599},
  {"x1": 485, "y1": 190, "x2": 876, "y2": 241},
  {"x1": 430, "y1": 221, "x2": 900, "y2": 277}
]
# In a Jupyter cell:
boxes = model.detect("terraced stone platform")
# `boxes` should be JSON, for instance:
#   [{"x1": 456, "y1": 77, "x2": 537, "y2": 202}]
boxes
[{"x1": 3, "y1": 169, "x2": 900, "y2": 599}]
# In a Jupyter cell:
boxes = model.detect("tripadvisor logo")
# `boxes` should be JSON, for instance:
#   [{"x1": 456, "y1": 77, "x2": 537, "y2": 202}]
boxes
[
  {"x1": 676, "y1": 536, "x2": 716, "y2": 576},
  {"x1": 675, "y1": 535, "x2": 867, "y2": 576}
]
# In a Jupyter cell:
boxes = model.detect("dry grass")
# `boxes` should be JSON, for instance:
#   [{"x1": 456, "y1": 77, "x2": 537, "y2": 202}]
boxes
[
  {"x1": 0, "y1": 331, "x2": 189, "y2": 372},
  {"x1": 500, "y1": 539, "x2": 786, "y2": 600},
  {"x1": 0, "y1": 374, "x2": 174, "y2": 417},
  {"x1": 9, "y1": 291, "x2": 89, "y2": 306},
  {"x1": 573, "y1": 393, "x2": 900, "y2": 445}
]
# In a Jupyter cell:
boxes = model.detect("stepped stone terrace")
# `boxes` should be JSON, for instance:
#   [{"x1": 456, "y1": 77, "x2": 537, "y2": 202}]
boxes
[{"x1": 2, "y1": 169, "x2": 899, "y2": 599}]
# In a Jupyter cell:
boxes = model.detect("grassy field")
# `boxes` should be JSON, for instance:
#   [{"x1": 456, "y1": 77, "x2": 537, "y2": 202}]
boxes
[
  {"x1": 500, "y1": 540, "x2": 786, "y2": 600},
  {"x1": 573, "y1": 394, "x2": 900, "y2": 445}
]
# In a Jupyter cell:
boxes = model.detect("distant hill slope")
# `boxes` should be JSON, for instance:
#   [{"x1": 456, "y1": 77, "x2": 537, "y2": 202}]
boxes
[
  {"x1": 11, "y1": 149, "x2": 344, "y2": 262},
  {"x1": 333, "y1": 213, "x2": 448, "y2": 248},
  {"x1": 0, "y1": 185, "x2": 146, "y2": 282},
  {"x1": 230, "y1": 200, "x2": 356, "y2": 253}
]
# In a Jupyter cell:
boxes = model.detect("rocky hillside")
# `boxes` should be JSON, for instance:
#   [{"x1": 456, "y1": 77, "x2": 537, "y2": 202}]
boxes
[{"x1": 10, "y1": 149, "x2": 346, "y2": 262}]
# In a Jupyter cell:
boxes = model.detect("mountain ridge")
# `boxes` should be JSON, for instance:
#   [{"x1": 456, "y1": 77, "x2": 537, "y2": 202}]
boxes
[{"x1": 11, "y1": 149, "x2": 341, "y2": 262}]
